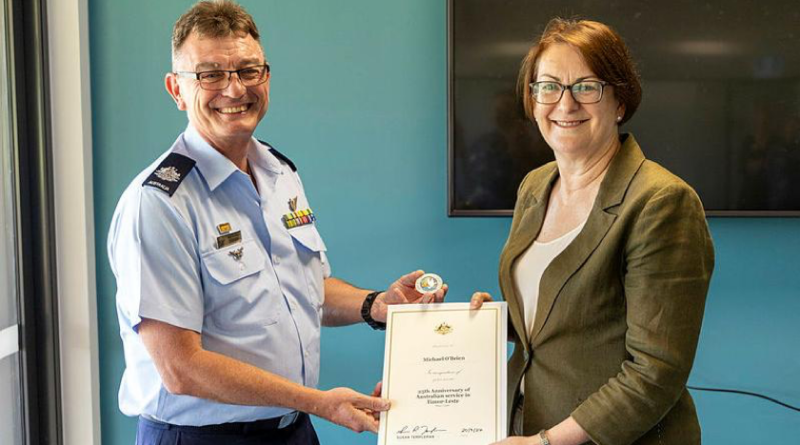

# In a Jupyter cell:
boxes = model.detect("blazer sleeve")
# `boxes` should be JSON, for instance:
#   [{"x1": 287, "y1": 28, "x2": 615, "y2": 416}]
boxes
[{"x1": 571, "y1": 182, "x2": 715, "y2": 445}]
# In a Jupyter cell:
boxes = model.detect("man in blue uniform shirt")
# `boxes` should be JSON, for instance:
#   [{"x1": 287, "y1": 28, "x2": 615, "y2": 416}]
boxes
[{"x1": 107, "y1": 2, "x2": 446, "y2": 444}]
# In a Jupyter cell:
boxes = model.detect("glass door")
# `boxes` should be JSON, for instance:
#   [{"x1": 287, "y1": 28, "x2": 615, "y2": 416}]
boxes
[{"x1": 0, "y1": 0, "x2": 23, "y2": 442}]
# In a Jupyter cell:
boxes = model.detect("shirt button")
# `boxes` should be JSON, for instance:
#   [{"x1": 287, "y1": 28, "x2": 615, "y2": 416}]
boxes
[{"x1": 273, "y1": 255, "x2": 280, "y2": 265}]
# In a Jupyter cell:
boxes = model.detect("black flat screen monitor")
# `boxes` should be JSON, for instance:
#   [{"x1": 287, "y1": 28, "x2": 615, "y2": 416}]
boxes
[{"x1": 448, "y1": 0, "x2": 800, "y2": 216}]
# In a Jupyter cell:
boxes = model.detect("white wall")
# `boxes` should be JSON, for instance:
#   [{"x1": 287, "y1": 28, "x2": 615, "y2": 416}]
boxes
[{"x1": 47, "y1": 0, "x2": 101, "y2": 443}]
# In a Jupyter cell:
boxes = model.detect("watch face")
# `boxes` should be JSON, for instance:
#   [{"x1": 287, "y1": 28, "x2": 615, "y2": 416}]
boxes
[{"x1": 415, "y1": 273, "x2": 443, "y2": 294}]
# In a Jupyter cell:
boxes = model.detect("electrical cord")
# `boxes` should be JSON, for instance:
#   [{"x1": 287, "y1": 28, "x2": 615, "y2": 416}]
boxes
[{"x1": 687, "y1": 386, "x2": 800, "y2": 412}]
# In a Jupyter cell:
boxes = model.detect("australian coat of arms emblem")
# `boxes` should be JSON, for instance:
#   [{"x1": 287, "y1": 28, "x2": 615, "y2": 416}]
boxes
[
  {"x1": 154, "y1": 166, "x2": 181, "y2": 182},
  {"x1": 434, "y1": 322, "x2": 453, "y2": 335}
]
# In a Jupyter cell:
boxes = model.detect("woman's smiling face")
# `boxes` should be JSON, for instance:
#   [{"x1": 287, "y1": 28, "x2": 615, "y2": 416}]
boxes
[{"x1": 533, "y1": 43, "x2": 624, "y2": 159}]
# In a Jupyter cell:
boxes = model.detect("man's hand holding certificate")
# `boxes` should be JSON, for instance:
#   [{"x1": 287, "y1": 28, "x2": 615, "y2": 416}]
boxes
[{"x1": 378, "y1": 302, "x2": 508, "y2": 444}]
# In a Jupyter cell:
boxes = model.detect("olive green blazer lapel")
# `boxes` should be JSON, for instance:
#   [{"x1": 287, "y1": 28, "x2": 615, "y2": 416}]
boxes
[
  {"x1": 508, "y1": 135, "x2": 647, "y2": 346},
  {"x1": 529, "y1": 134, "x2": 646, "y2": 343},
  {"x1": 501, "y1": 164, "x2": 558, "y2": 349}
]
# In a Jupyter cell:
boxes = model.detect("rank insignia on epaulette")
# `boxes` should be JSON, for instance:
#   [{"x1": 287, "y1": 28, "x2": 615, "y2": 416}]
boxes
[
  {"x1": 142, "y1": 153, "x2": 196, "y2": 197},
  {"x1": 282, "y1": 208, "x2": 316, "y2": 229}
]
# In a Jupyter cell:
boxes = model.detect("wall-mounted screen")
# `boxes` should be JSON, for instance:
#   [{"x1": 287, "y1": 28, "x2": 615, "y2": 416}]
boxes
[{"x1": 448, "y1": 0, "x2": 800, "y2": 216}]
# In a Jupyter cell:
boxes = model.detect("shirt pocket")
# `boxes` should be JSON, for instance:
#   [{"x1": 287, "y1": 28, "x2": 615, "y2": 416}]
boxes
[
  {"x1": 202, "y1": 239, "x2": 266, "y2": 285},
  {"x1": 288, "y1": 225, "x2": 327, "y2": 309},
  {"x1": 289, "y1": 224, "x2": 327, "y2": 253},
  {"x1": 201, "y1": 239, "x2": 280, "y2": 331}
]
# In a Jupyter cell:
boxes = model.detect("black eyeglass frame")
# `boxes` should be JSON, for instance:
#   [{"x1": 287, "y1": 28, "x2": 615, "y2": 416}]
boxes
[
  {"x1": 529, "y1": 80, "x2": 609, "y2": 105},
  {"x1": 174, "y1": 63, "x2": 271, "y2": 90}
]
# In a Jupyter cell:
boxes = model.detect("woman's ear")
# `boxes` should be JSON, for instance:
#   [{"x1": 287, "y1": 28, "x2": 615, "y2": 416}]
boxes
[{"x1": 616, "y1": 103, "x2": 626, "y2": 123}]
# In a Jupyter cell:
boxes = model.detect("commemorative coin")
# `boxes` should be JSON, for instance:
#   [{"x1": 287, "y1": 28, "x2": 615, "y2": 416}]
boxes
[{"x1": 415, "y1": 273, "x2": 443, "y2": 294}]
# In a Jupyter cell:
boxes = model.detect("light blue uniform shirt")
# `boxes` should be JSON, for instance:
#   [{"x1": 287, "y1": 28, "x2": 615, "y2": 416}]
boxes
[{"x1": 108, "y1": 125, "x2": 330, "y2": 425}]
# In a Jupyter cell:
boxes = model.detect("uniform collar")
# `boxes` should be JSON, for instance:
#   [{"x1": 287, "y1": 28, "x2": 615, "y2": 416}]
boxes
[
  {"x1": 182, "y1": 125, "x2": 281, "y2": 192},
  {"x1": 247, "y1": 138, "x2": 282, "y2": 177}
]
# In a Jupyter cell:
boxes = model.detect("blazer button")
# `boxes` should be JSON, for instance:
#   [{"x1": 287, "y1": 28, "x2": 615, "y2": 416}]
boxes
[{"x1": 523, "y1": 350, "x2": 530, "y2": 361}]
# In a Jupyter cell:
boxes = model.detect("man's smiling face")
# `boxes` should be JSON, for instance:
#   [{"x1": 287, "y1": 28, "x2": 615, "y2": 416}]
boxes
[{"x1": 167, "y1": 32, "x2": 269, "y2": 150}]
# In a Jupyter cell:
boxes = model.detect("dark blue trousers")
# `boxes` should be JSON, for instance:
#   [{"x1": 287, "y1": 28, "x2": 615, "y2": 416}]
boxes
[{"x1": 135, "y1": 413, "x2": 320, "y2": 445}]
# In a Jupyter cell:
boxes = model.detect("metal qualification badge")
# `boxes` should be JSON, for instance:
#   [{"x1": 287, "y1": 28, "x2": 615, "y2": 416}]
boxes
[{"x1": 415, "y1": 273, "x2": 443, "y2": 294}]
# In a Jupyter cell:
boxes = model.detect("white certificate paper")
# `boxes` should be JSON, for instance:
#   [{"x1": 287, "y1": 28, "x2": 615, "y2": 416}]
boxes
[{"x1": 378, "y1": 302, "x2": 508, "y2": 444}]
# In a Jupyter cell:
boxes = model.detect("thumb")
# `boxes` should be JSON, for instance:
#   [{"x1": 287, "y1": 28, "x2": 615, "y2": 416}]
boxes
[
  {"x1": 399, "y1": 270, "x2": 424, "y2": 287},
  {"x1": 371, "y1": 381, "x2": 383, "y2": 397},
  {"x1": 355, "y1": 393, "x2": 391, "y2": 412},
  {"x1": 470, "y1": 292, "x2": 490, "y2": 309}
]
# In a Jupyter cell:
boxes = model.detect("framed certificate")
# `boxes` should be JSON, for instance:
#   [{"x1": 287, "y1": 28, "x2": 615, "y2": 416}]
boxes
[{"x1": 378, "y1": 302, "x2": 508, "y2": 444}]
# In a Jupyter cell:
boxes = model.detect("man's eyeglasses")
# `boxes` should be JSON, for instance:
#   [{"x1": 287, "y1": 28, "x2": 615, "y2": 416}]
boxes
[
  {"x1": 530, "y1": 80, "x2": 608, "y2": 104},
  {"x1": 175, "y1": 63, "x2": 270, "y2": 91}
]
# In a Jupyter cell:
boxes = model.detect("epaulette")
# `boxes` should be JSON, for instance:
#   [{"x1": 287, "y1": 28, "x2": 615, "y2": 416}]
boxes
[
  {"x1": 258, "y1": 139, "x2": 297, "y2": 172},
  {"x1": 142, "y1": 152, "x2": 196, "y2": 197}
]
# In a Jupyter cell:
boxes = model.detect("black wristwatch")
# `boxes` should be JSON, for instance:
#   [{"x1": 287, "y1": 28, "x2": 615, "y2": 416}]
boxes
[{"x1": 361, "y1": 291, "x2": 386, "y2": 331}]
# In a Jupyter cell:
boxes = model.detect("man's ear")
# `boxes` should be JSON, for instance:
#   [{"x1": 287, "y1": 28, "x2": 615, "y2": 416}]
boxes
[{"x1": 165, "y1": 73, "x2": 187, "y2": 110}]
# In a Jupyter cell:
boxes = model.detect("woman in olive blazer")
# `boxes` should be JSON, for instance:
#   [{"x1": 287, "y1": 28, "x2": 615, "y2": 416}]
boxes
[
  {"x1": 478, "y1": 19, "x2": 715, "y2": 445},
  {"x1": 499, "y1": 133, "x2": 714, "y2": 444}
]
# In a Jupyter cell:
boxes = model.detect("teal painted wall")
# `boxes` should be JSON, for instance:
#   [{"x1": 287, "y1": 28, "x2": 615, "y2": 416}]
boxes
[{"x1": 89, "y1": 1, "x2": 800, "y2": 443}]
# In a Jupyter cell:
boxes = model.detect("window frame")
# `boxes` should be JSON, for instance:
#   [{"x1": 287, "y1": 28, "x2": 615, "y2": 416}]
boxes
[{"x1": 6, "y1": 0, "x2": 63, "y2": 442}]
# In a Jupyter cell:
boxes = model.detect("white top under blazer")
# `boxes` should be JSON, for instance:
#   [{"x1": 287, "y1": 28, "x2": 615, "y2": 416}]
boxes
[{"x1": 513, "y1": 219, "x2": 587, "y2": 337}]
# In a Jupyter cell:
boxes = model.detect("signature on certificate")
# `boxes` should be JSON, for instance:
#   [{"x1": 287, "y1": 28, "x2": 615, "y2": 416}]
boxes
[{"x1": 396, "y1": 425, "x2": 447, "y2": 435}]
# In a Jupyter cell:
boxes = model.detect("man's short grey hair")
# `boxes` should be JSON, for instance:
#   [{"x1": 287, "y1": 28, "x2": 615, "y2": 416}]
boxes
[{"x1": 171, "y1": 0, "x2": 261, "y2": 66}]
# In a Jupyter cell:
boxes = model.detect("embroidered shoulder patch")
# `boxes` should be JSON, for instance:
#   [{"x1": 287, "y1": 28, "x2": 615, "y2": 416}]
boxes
[{"x1": 142, "y1": 153, "x2": 196, "y2": 197}]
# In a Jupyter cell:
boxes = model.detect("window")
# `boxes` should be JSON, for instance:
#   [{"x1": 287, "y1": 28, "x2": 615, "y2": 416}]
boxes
[
  {"x1": 0, "y1": 1, "x2": 24, "y2": 442},
  {"x1": 3, "y1": 0, "x2": 64, "y2": 442}
]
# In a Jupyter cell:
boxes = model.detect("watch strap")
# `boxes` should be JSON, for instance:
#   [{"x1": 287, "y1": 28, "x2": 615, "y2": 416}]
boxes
[
  {"x1": 538, "y1": 429, "x2": 551, "y2": 445},
  {"x1": 361, "y1": 291, "x2": 386, "y2": 331}
]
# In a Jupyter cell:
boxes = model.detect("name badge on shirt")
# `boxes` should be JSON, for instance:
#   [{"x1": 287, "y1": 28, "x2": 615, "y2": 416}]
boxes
[{"x1": 216, "y1": 231, "x2": 242, "y2": 249}]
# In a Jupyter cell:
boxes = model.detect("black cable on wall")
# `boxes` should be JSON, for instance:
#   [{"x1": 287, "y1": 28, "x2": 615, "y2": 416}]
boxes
[{"x1": 688, "y1": 386, "x2": 800, "y2": 413}]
